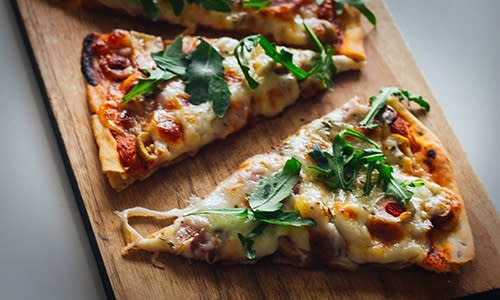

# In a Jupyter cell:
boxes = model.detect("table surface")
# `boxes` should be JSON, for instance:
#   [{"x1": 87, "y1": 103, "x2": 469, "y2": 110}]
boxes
[{"x1": 0, "y1": 1, "x2": 498, "y2": 299}]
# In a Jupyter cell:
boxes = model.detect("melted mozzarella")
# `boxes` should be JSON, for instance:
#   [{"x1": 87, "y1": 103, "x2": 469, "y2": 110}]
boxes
[{"x1": 117, "y1": 100, "x2": 459, "y2": 269}]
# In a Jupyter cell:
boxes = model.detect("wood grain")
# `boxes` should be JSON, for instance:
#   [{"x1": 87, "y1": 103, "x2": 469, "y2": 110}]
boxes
[{"x1": 14, "y1": 0, "x2": 500, "y2": 299}]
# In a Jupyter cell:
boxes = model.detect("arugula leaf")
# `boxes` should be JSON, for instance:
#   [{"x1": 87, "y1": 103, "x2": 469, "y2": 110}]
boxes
[
  {"x1": 188, "y1": 0, "x2": 231, "y2": 12},
  {"x1": 234, "y1": 35, "x2": 261, "y2": 89},
  {"x1": 151, "y1": 37, "x2": 188, "y2": 76},
  {"x1": 184, "y1": 158, "x2": 314, "y2": 260},
  {"x1": 169, "y1": 0, "x2": 184, "y2": 15},
  {"x1": 376, "y1": 163, "x2": 413, "y2": 204},
  {"x1": 403, "y1": 178, "x2": 426, "y2": 188},
  {"x1": 359, "y1": 87, "x2": 430, "y2": 128},
  {"x1": 253, "y1": 210, "x2": 316, "y2": 227},
  {"x1": 242, "y1": 0, "x2": 269, "y2": 9},
  {"x1": 208, "y1": 76, "x2": 232, "y2": 117},
  {"x1": 136, "y1": 0, "x2": 159, "y2": 21},
  {"x1": 336, "y1": 0, "x2": 377, "y2": 26},
  {"x1": 396, "y1": 89, "x2": 431, "y2": 112},
  {"x1": 185, "y1": 208, "x2": 249, "y2": 217},
  {"x1": 341, "y1": 128, "x2": 380, "y2": 149},
  {"x1": 123, "y1": 68, "x2": 177, "y2": 102},
  {"x1": 248, "y1": 158, "x2": 301, "y2": 212},
  {"x1": 238, "y1": 223, "x2": 267, "y2": 260},
  {"x1": 184, "y1": 39, "x2": 231, "y2": 118},
  {"x1": 123, "y1": 37, "x2": 187, "y2": 102},
  {"x1": 309, "y1": 128, "x2": 419, "y2": 204},
  {"x1": 258, "y1": 36, "x2": 309, "y2": 80},
  {"x1": 303, "y1": 23, "x2": 337, "y2": 89},
  {"x1": 359, "y1": 87, "x2": 401, "y2": 128}
]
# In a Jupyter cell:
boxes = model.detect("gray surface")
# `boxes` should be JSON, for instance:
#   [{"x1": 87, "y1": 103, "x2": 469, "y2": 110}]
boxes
[{"x1": 0, "y1": 0, "x2": 497, "y2": 299}]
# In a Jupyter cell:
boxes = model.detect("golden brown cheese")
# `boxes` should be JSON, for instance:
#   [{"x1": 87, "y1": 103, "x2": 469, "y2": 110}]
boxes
[
  {"x1": 116, "y1": 98, "x2": 474, "y2": 272},
  {"x1": 83, "y1": 29, "x2": 364, "y2": 190},
  {"x1": 85, "y1": 0, "x2": 366, "y2": 61}
]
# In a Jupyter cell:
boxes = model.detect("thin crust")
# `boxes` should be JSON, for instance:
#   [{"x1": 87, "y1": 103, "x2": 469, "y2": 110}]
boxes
[
  {"x1": 82, "y1": 29, "x2": 364, "y2": 190},
  {"x1": 387, "y1": 98, "x2": 474, "y2": 271},
  {"x1": 115, "y1": 97, "x2": 474, "y2": 272}
]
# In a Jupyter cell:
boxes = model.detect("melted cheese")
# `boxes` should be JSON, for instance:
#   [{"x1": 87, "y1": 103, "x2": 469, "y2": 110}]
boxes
[
  {"x1": 98, "y1": 1, "x2": 341, "y2": 49},
  {"x1": 117, "y1": 99, "x2": 460, "y2": 269}
]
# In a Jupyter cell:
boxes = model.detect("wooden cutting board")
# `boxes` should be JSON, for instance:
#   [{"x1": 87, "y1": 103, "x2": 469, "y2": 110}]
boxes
[{"x1": 13, "y1": 0, "x2": 500, "y2": 299}]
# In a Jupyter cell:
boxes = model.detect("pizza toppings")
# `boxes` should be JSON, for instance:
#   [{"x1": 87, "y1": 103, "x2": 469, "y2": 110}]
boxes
[
  {"x1": 187, "y1": 158, "x2": 316, "y2": 259},
  {"x1": 114, "y1": 94, "x2": 473, "y2": 271},
  {"x1": 308, "y1": 127, "x2": 420, "y2": 205},
  {"x1": 359, "y1": 87, "x2": 430, "y2": 129}
]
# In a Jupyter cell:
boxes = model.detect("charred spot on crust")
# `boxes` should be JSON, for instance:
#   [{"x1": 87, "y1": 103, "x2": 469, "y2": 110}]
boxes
[
  {"x1": 81, "y1": 33, "x2": 98, "y2": 86},
  {"x1": 424, "y1": 159, "x2": 435, "y2": 172},
  {"x1": 426, "y1": 149, "x2": 437, "y2": 159}
]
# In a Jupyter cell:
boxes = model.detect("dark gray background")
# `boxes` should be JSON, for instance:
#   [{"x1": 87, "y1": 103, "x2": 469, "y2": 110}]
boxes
[{"x1": 0, "y1": 1, "x2": 498, "y2": 299}]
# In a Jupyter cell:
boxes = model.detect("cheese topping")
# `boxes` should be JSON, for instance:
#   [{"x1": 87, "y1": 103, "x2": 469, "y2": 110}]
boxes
[
  {"x1": 117, "y1": 99, "x2": 462, "y2": 270},
  {"x1": 88, "y1": 30, "x2": 363, "y2": 190}
]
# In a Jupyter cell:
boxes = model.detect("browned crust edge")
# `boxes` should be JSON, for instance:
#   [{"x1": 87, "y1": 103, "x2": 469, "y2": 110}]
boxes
[{"x1": 388, "y1": 98, "x2": 475, "y2": 271}]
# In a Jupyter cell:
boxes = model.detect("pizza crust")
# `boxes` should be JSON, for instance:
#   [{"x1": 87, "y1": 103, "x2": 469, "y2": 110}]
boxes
[{"x1": 387, "y1": 98, "x2": 474, "y2": 270}]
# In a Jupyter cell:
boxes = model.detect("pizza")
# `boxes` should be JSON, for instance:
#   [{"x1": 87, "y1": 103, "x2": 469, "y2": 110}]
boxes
[
  {"x1": 82, "y1": 28, "x2": 364, "y2": 190},
  {"x1": 78, "y1": 0, "x2": 372, "y2": 64},
  {"x1": 115, "y1": 88, "x2": 474, "y2": 272}
]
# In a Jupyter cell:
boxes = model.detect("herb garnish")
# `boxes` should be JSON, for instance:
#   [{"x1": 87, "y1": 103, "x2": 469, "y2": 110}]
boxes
[
  {"x1": 303, "y1": 23, "x2": 337, "y2": 89},
  {"x1": 359, "y1": 87, "x2": 430, "y2": 128},
  {"x1": 143, "y1": 0, "x2": 230, "y2": 18},
  {"x1": 242, "y1": 0, "x2": 269, "y2": 9},
  {"x1": 124, "y1": 37, "x2": 186, "y2": 102},
  {"x1": 309, "y1": 128, "x2": 421, "y2": 204},
  {"x1": 184, "y1": 39, "x2": 231, "y2": 118},
  {"x1": 186, "y1": 158, "x2": 316, "y2": 260},
  {"x1": 234, "y1": 23, "x2": 336, "y2": 90},
  {"x1": 124, "y1": 37, "x2": 231, "y2": 118}
]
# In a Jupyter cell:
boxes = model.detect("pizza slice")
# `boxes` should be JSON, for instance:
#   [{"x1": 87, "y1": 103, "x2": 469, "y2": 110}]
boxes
[
  {"x1": 116, "y1": 88, "x2": 474, "y2": 272},
  {"x1": 82, "y1": 28, "x2": 363, "y2": 190},
  {"x1": 79, "y1": 0, "x2": 372, "y2": 63}
]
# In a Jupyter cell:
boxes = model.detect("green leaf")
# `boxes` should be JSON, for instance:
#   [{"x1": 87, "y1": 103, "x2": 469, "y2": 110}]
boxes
[
  {"x1": 359, "y1": 87, "x2": 430, "y2": 128},
  {"x1": 376, "y1": 163, "x2": 413, "y2": 204},
  {"x1": 359, "y1": 87, "x2": 401, "y2": 128},
  {"x1": 258, "y1": 36, "x2": 309, "y2": 80},
  {"x1": 168, "y1": 0, "x2": 185, "y2": 15},
  {"x1": 242, "y1": 0, "x2": 269, "y2": 9},
  {"x1": 234, "y1": 35, "x2": 260, "y2": 89},
  {"x1": 363, "y1": 162, "x2": 376, "y2": 195},
  {"x1": 308, "y1": 128, "x2": 421, "y2": 205},
  {"x1": 303, "y1": 23, "x2": 337, "y2": 89},
  {"x1": 253, "y1": 210, "x2": 316, "y2": 227},
  {"x1": 123, "y1": 68, "x2": 177, "y2": 102},
  {"x1": 248, "y1": 158, "x2": 302, "y2": 213},
  {"x1": 184, "y1": 208, "x2": 249, "y2": 217},
  {"x1": 208, "y1": 76, "x2": 231, "y2": 117},
  {"x1": 124, "y1": 38, "x2": 187, "y2": 102},
  {"x1": 184, "y1": 39, "x2": 231, "y2": 118},
  {"x1": 238, "y1": 223, "x2": 267, "y2": 260},
  {"x1": 340, "y1": 128, "x2": 380, "y2": 149},
  {"x1": 336, "y1": 0, "x2": 377, "y2": 26},
  {"x1": 316, "y1": 0, "x2": 326, "y2": 5},
  {"x1": 189, "y1": 0, "x2": 231, "y2": 12},
  {"x1": 136, "y1": 0, "x2": 159, "y2": 21},
  {"x1": 151, "y1": 37, "x2": 188, "y2": 76},
  {"x1": 404, "y1": 178, "x2": 426, "y2": 188},
  {"x1": 396, "y1": 89, "x2": 431, "y2": 112}
]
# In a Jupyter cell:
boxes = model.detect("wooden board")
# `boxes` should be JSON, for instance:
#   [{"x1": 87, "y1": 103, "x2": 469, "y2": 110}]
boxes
[{"x1": 13, "y1": 1, "x2": 500, "y2": 299}]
